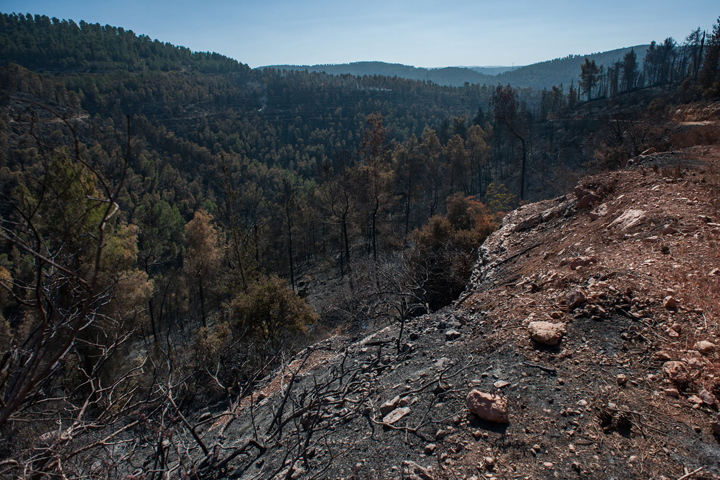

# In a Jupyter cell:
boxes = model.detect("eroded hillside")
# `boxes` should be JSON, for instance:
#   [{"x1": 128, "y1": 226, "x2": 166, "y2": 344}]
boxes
[{"x1": 167, "y1": 144, "x2": 720, "y2": 480}]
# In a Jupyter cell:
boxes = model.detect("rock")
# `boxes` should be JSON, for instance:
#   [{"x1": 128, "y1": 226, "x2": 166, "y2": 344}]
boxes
[
  {"x1": 527, "y1": 321, "x2": 566, "y2": 346},
  {"x1": 424, "y1": 443, "x2": 437, "y2": 455},
  {"x1": 694, "y1": 341, "x2": 716, "y2": 355},
  {"x1": 550, "y1": 311, "x2": 563, "y2": 319},
  {"x1": 574, "y1": 186, "x2": 590, "y2": 199},
  {"x1": 433, "y1": 381, "x2": 451, "y2": 394},
  {"x1": 577, "y1": 193, "x2": 600, "y2": 209},
  {"x1": 380, "y1": 395, "x2": 400, "y2": 416},
  {"x1": 435, "y1": 428, "x2": 452, "y2": 441},
  {"x1": 516, "y1": 214, "x2": 542, "y2": 231},
  {"x1": 494, "y1": 380, "x2": 511, "y2": 389},
  {"x1": 663, "y1": 361, "x2": 689, "y2": 385},
  {"x1": 484, "y1": 456, "x2": 495, "y2": 470},
  {"x1": 653, "y1": 351, "x2": 673, "y2": 361},
  {"x1": 466, "y1": 390, "x2": 509, "y2": 424},
  {"x1": 608, "y1": 209, "x2": 646, "y2": 230},
  {"x1": 589, "y1": 203, "x2": 608, "y2": 220},
  {"x1": 383, "y1": 406, "x2": 411, "y2": 425},
  {"x1": 662, "y1": 224, "x2": 676, "y2": 235},
  {"x1": 641, "y1": 147, "x2": 657, "y2": 155},
  {"x1": 568, "y1": 256, "x2": 597, "y2": 270},
  {"x1": 566, "y1": 289, "x2": 586, "y2": 309},
  {"x1": 710, "y1": 267, "x2": 720, "y2": 276},
  {"x1": 664, "y1": 388, "x2": 680, "y2": 398},
  {"x1": 402, "y1": 460, "x2": 434, "y2": 480},
  {"x1": 688, "y1": 395, "x2": 704, "y2": 405},
  {"x1": 543, "y1": 462, "x2": 555, "y2": 469},
  {"x1": 663, "y1": 296, "x2": 678, "y2": 310},
  {"x1": 445, "y1": 329, "x2": 461, "y2": 341},
  {"x1": 616, "y1": 374, "x2": 627, "y2": 386},
  {"x1": 712, "y1": 415, "x2": 720, "y2": 435},
  {"x1": 699, "y1": 389, "x2": 717, "y2": 406}
]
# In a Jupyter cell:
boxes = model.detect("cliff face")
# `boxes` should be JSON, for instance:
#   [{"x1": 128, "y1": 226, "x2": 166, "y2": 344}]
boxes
[{"x1": 195, "y1": 146, "x2": 720, "y2": 480}]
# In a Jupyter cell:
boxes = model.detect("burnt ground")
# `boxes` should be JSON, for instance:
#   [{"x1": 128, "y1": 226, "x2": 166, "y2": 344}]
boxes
[{"x1": 183, "y1": 145, "x2": 720, "y2": 480}]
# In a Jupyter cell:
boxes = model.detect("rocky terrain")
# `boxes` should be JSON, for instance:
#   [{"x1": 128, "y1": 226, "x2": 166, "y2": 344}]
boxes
[{"x1": 182, "y1": 145, "x2": 720, "y2": 480}]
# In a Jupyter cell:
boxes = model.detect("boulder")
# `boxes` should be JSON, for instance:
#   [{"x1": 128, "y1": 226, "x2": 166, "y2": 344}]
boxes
[
  {"x1": 662, "y1": 361, "x2": 689, "y2": 385},
  {"x1": 528, "y1": 321, "x2": 566, "y2": 346},
  {"x1": 466, "y1": 390, "x2": 509, "y2": 424}
]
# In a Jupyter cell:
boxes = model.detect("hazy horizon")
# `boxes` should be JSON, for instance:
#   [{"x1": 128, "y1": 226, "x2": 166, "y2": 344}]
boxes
[{"x1": 2, "y1": 0, "x2": 717, "y2": 69}]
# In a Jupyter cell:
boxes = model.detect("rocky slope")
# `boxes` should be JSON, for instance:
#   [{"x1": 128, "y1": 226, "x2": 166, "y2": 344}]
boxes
[{"x1": 192, "y1": 145, "x2": 720, "y2": 480}]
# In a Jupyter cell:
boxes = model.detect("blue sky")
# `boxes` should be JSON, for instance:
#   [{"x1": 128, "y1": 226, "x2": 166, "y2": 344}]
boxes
[{"x1": 2, "y1": 0, "x2": 718, "y2": 68}]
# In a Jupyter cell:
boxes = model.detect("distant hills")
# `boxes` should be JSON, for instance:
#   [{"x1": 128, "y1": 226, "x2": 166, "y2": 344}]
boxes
[{"x1": 263, "y1": 46, "x2": 650, "y2": 91}]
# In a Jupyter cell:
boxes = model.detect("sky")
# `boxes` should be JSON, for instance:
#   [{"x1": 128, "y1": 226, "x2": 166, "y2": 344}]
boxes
[{"x1": 2, "y1": 0, "x2": 718, "y2": 68}]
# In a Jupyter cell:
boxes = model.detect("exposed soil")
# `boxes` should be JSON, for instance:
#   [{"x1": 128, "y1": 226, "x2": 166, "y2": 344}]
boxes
[{"x1": 188, "y1": 145, "x2": 720, "y2": 480}]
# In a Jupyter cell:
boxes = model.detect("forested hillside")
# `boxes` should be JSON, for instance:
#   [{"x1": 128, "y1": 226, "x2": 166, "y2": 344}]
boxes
[
  {"x1": 266, "y1": 46, "x2": 650, "y2": 90},
  {"x1": 1, "y1": 10, "x2": 720, "y2": 478}
]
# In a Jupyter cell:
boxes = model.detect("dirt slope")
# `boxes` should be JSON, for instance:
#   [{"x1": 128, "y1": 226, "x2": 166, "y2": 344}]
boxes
[{"x1": 199, "y1": 146, "x2": 720, "y2": 480}]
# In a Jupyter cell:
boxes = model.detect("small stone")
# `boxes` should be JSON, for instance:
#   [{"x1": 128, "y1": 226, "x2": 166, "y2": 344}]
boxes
[
  {"x1": 699, "y1": 389, "x2": 717, "y2": 406},
  {"x1": 688, "y1": 395, "x2": 704, "y2": 405},
  {"x1": 566, "y1": 290, "x2": 586, "y2": 309},
  {"x1": 628, "y1": 455, "x2": 638, "y2": 463},
  {"x1": 533, "y1": 444, "x2": 541, "y2": 452},
  {"x1": 445, "y1": 329, "x2": 461, "y2": 341},
  {"x1": 484, "y1": 456, "x2": 495, "y2": 470},
  {"x1": 543, "y1": 462, "x2": 554, "y2": 469},
  {"x1": 616, "y1": 374, "x2": 628, "y2": 386},
  {"x1": 653, "y1": 351, "x2": 673, "y2": 361},
  {"x1": 663, "y1": 296, "x2": 678, "y2": 310},
  {"x1": 380, "y1": 395, "x2": 401, "y2": 416},
  {"x1": 694, "y1": 341, "x2": 716, "y2": 355},
  {"x1": 435, "y1": 428, "x2": 452, "y2": 441},
  {"x1": 383, "y1": 407, "x2": 411, "y2": 425},
  {"x1": 662, "y1": 224, "x2": 676, "y2": 235},
  {"x1": 528, "y1": 321, "x2": 566, "y2": 346},
  {"x1": 550, "y1": 311, "x2": 563, "y2": 319},
  {"x1": 402, "y1": 460, "x2": 434, "y2": 480},
  {"x1": 664, "y1": 388, "x2": 680, "y2": 398},
  {"x1": 493, "y1": 380, "x2": 511, "y2": 389},
  {"x1": 466, "y1": 390, "x2": 509, "y2": 424},
  {"x1": 424, "y1": 443, "x2": 437, "y2": 455}
]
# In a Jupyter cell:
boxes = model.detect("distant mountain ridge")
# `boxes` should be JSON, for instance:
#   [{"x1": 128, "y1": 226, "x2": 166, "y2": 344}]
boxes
[{"x1": 263, "y1": 46, "x2": 650, "y2": 91}]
